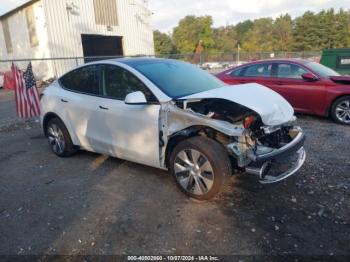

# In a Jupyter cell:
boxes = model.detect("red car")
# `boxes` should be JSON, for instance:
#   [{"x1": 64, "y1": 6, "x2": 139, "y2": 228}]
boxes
[{"x1": 216, "y1": 59, "x2": 350, "y2": 125}]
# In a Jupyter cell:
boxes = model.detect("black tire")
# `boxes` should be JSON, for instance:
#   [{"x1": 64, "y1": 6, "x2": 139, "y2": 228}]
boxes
[
  {"x1": 330, "y1": 96, "x2": 350, "y2": 125},
  {"x1": 46, "y1": 118, "x2": 76, "y2": 157},
  {"x1": 169, "y1": 136, "x2": 232, "y2": 201}
]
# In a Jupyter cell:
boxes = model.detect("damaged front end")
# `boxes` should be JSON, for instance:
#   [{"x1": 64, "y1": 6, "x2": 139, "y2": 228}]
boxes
[
  {"x1": 160, "y1": 94, "x2": 306, "y2": 184},
  {"x1": 227, "y1": 119, "x2": 306, "y2": 184}
]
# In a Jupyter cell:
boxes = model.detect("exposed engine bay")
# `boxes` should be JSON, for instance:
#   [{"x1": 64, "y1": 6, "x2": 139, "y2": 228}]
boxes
[
  {"x1": 160, "y1": 97, "x2": 306, "y2": 184},
  {"x1": 176, "y1": 98, "x2": 256, "y2": 124}
]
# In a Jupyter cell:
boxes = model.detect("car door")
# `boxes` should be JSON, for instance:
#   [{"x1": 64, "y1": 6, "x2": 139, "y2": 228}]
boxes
[
  {"x1": 59, "y1": 65, "x2": 105, "y2": 152},
  {"x1": 268, "y1": 62, "x2": 326, "y2": 113},
  {"x1": 92, "y1": 64, "x2": 161, "y2": 168}
]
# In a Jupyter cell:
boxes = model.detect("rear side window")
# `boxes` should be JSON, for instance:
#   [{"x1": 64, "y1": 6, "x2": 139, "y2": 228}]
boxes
[
  {"x1": 60, "y1": 65, "x2": 100, "y2": 95},
  {"x1": 230, "y1": 67, "x2": 244, "y2": 77},
  {"x1": 242, "y1": 64, "x2": 272, "y2": 77},
  {"x1": 276, "y1": 63, "x2": 307, "y2": 79},
  {"x1": 102, "y1": 65, "x2": 157, "y2": 102}
]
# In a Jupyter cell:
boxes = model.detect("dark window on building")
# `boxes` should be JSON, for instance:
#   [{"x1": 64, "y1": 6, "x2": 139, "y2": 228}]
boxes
[{"x1": 60, "y1": 65, "x2": 100, "y2": 95}]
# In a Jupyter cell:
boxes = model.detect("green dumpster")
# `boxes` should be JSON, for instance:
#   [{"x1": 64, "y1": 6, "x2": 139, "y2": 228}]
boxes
[{"x1": 320, "y1": 49, "x2": 350, "y2": 75}]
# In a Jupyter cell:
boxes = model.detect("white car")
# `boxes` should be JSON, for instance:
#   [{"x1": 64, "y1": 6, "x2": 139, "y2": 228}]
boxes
[
  {"x1": 201, "y1": 62, "x2": 223, "y2": 70},
  {"x1": 40, "y1": 58, "x2": 306, "y2": 200}
]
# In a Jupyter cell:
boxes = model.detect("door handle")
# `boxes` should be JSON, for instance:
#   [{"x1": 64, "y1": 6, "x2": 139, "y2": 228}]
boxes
[
  {"x1": 275, "y1": 81, "x2": 283, "y2": 85},
  {"x1": 99, "y1": 106, "x2": 109, "y2": 110},
  {"x1": 239, "y1": 80, "x2": 247, "y2": 84},
  {"x1": 61, "y1": 99, "x2": 68, "y2": 103}
]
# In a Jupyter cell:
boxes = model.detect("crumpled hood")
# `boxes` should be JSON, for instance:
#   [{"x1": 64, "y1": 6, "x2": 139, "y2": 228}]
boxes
[{"x1": 180, "y1": 83, "x2": 295, "y2": 126}]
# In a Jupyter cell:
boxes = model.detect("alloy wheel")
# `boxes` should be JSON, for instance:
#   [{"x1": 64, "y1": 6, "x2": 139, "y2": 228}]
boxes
[
  {"x1": 47, "y1": 124, "x2": 65, "y2": 155},
  {"x1": 174, "y1": 149, "x2": 214, "y2": 196},
  {"x1": 335, "y1": 100, "x2": 350, "y2": 124}
]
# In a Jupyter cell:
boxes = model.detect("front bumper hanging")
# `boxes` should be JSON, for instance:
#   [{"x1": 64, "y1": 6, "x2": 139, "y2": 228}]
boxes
[
  {"x1": 245, "y1": 128, "x2": 306, "y2": 184},
  {"x1": 252, "y1": 147, "x2": 306, "y2": 184}
]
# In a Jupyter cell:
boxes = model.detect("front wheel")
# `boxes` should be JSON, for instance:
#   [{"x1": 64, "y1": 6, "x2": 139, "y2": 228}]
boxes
[
  {"x1": 331, "y1": 96, "x2": 350, "y2": 125},
  {"x1": 169, "y1": 136, "x2": 232, "y2": 201}
]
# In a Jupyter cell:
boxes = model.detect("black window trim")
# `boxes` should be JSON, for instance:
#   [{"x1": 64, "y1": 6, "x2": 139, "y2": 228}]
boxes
[{"x1": 58, "y1": 63, "x2": 160, "y2": 104}]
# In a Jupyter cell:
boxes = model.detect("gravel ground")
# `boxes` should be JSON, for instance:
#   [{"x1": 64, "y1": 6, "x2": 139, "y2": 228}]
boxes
[{"x1": 0, "y1": 90, "x2": 349, "y2": 258}]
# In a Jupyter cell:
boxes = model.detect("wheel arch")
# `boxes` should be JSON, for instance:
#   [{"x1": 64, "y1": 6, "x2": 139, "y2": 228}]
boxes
[
  {"x1": 164, "y1": 125, "x2": 231, "y2": 168},
  {"x1": 43, "y1": 112, "x2": 61, "y2": 137},
  {"x1": 42, "y1": 112, "x2": 79, "y2": 146},
  {"x1": 328, "y1": 94, "x2": 350, "y2": 116}
]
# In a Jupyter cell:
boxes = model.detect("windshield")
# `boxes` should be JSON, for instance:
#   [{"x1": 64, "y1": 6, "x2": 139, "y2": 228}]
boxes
[
  {"x1": 131, "y1": 60, "x2": 225, "y2": 98},
  {"x1": 306, "y1": 62, "x2": 340, "y2": 77}
]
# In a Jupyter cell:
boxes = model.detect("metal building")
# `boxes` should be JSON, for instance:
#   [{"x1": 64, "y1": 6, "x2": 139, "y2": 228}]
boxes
[{"x1": 0, "y1": 0, "x2": 155, "y2": 79}]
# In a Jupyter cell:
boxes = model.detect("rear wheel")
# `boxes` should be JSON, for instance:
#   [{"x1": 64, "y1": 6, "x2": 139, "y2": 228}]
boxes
[
  {"x1": 331, "y1": 96, "x2": 350, "y2": 125},
  {"x1": 46, "y1": 118, "x2": 76, "y2": 157},
  {"x1": 169, "y1": 136, "x2": 232, "y2": 201}
]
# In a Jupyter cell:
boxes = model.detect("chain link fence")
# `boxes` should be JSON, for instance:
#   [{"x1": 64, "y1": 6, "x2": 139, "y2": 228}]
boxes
[
  {"x1": 0, "y1": 51, "x2": 322, "y2": 86},
  {"x1": 160, "y1": 51, "x2": 321, "y2": 66}
]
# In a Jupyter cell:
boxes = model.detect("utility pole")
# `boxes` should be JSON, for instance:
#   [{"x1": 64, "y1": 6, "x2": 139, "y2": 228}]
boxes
[{"x1": 237, "y1": 43, "x2": 240, "y2": 65}]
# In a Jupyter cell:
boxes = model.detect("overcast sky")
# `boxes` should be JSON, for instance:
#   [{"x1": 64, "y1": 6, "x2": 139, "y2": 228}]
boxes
[{"x1": 1, "y1": 0, "x2": 350, "y2": 32}]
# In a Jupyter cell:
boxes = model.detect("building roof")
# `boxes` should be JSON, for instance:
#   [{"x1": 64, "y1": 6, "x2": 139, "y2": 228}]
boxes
[{"x1": 0, "y1": 0, "x2": 39, "y2": 20}]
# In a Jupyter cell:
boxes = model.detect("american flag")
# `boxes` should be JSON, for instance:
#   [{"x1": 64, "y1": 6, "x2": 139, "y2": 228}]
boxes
[{"x1": 12, "y1": 63, "x2": 41, "y2": 118}]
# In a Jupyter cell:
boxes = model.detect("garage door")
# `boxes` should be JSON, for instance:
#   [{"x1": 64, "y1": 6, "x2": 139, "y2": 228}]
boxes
[{"x1": 81, "y1": 34, "x2": 123, "y2": 63}]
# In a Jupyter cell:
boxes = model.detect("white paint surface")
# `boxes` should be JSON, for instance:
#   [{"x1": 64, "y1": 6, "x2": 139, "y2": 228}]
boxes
[{"x1": 182, "y1": 83, "x2": 295, "y2": 126}]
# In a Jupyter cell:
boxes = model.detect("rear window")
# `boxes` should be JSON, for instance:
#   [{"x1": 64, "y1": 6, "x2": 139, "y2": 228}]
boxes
[
  {"x1": 230, "y1": 67, "x2": 244, "y2": 77},
  {"x1": 60, "y1": 65, "x2": 100, "y2": 95}
]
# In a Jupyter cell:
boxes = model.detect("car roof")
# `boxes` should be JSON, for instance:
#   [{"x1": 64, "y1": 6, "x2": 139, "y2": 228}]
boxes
[
  {"x1": 81, "y1": 57, "x2": 184, "y2": 70},
  {"x1": 244, "y1": 58, "x2": 311, "y2": 65},
  {"x1": 110, "y1": 57, "x2": 179, "y2": 67}
]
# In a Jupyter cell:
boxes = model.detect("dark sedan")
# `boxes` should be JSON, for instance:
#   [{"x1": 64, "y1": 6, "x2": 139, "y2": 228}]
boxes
[{"x1": 216, "y1": 59, "x2": 350, "y2": 125}]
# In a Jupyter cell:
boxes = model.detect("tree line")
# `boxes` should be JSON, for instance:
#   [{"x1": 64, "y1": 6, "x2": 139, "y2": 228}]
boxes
[{"x1": 154, "y1": 9, "x2": 350, "y2": 55}]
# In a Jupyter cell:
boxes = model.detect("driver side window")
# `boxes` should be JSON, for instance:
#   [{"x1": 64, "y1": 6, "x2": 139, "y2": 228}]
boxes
[{"x1": 102, "y1": 65, "x2": 157, "y2": 102}]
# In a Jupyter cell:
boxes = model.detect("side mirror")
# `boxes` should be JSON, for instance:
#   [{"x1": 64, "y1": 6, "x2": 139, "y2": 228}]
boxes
[
  {"x1": 302, "y1": 73, "x2": 318, "y2": 81},
  {"x1": 125, "y1": 91, "x2": 147, "y2": 105}
]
